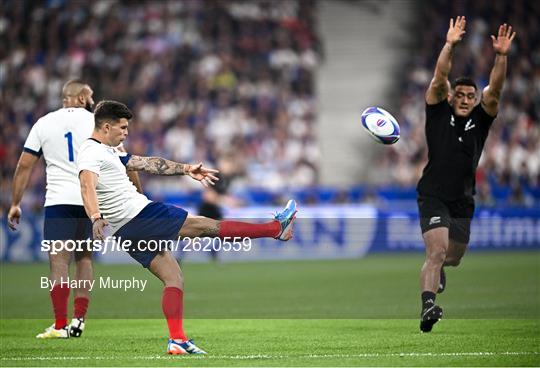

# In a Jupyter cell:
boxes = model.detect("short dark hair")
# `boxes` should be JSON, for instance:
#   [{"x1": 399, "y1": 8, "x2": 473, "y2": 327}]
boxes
[
  {"x1": 451, "y1": 77, "x2": 477, "y2": 91},
  {"x1": 94, "y1": 100, "x2": 133, "y2": 128}
]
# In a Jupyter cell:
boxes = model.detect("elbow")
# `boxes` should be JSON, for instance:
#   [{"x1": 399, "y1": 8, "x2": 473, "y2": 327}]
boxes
[
  {"x1": 79, "y1": 184, "x2": 89, "y2": 200},
  {"x1": 483, "y1": 87, "x2": 500, "y2": 106},
  {"x1": 431, "y1": 78, "x2": 450, "y2": 91},
  {"x1": 16, "y1": 160, "x2": 34, "y2": 172},
  {"x1": 17, "y1": 162, "x2": 31, "y2": 170}
]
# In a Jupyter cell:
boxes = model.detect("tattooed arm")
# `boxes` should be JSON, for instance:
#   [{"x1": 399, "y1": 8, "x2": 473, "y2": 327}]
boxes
[
  {"x1": 126, "y1": 155, "x2": 188, "y2": 175},
  {"x1": 126, "y1": 155, "x2": 220, "y2": 187}
]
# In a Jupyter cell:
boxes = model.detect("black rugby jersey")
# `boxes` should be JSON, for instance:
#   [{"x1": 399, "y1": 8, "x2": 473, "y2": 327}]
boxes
[{"x1": 417, "y1": 100, "x2": 495, "y2": 200}]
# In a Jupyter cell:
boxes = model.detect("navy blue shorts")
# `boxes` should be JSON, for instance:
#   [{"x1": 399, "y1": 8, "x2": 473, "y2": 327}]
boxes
[
  {"x1": 115, "y1": 202, "x2": 188, "y2": 268},
  {"x1": 44, "y1": 205, "x2": 92, "y2": 241}
]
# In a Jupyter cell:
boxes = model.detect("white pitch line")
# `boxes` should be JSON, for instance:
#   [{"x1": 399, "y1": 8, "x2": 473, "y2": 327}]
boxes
[{"x1": 1, "y1": 351, "x2": 539, "y2": 361}]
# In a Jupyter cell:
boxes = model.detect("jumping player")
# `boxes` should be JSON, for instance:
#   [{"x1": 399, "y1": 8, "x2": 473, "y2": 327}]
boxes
[
  {"x1": 77, "y1": 100, "x2": 297, "y2": 355},
  {"x1": 417, "y1": 17, "x2": 516, "y2": 332}
]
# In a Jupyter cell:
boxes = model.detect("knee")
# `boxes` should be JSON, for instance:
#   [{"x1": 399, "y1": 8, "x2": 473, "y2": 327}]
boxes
[
  {"x1": 179, "y1": 221, "x2": 197, "y2": 238},
  {"x1": 163, "y1": 273, "x2": 183, "y2": 289},
  {"x1": 75, "y1": 256, "x2": 93, "y2": 269},
  {"x1": 49, "y1": 264, "x2": 69, "y2": 282},
  {"x1": 50, "y1": 258, "x2": 70, "y2": 273},
  {"x1": 158, "y1": 265, "x2": 184, "y2": 289},
  {"x1": 180, "y1": 217, "x2": 218, "y2": 238},
  {"x1": 445, "y1": 257, "x2": 461, "y2": 267},
  {"x1": 426, "y1": 247, "x2": 447, "y2": 266}
]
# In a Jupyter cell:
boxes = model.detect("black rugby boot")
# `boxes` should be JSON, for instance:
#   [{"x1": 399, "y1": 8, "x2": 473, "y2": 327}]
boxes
[{"x1": 420, "y1": 304, "x2": 443, "y2": 332}]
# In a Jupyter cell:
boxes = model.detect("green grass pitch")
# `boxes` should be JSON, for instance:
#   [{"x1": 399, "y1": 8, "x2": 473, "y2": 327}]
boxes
[{"x1": 1, "y1": 251, "x2": 539, "y2": 366}]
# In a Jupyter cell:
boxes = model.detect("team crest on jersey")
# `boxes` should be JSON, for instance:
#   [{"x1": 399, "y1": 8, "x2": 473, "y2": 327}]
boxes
[
  {"x1": 464, "y1": 119, "x2": 475, "y2": 131},
  {"x1": 450, "y1": 116, "x2": 475, "y2": 131}
]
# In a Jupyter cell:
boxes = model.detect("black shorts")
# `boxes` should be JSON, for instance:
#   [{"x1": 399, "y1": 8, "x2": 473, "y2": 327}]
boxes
[{"x1": 417, "y1": 195, "x2": 475, "y2": 244}]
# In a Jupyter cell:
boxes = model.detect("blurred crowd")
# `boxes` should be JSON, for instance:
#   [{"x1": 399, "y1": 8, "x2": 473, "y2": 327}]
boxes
[
  {"x1": 1, "y1": 0, "x2": 537, "y2": 213},
  {"x1": 0, "y1": 0, "x2": 321, "y2": 212},
  {"x1": 383, "y1": 0, "x2": 539, "y2": 205}
]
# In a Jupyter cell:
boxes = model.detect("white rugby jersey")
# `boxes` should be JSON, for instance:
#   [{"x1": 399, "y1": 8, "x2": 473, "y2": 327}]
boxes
[
  {"x1": 77, "y1": 139, "x2": 151, "y2": 234},
  {"x1": 23, "y1": 108, "x2": 94, "y2": 206}
]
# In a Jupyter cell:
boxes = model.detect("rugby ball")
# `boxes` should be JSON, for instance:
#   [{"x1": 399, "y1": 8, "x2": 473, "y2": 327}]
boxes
[{"x1": 361, "y1": 107, "x2": 400, "y2": 145}]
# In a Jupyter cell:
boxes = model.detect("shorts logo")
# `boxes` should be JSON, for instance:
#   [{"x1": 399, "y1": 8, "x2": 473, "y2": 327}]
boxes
[{"x1": 429, "y1": 216, "x2": 441, "y2": 225}]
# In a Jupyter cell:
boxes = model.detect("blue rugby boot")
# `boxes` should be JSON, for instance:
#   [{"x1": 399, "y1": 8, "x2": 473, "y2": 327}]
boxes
[
  {"x1": 167, "y1": 339, "x2": 207, "y2": 355},
  {"x1": 274, "y1": 199, "x2": 298, "y2": 241}
]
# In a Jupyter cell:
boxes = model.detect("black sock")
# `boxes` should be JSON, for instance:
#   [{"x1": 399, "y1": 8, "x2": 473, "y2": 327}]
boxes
[{"x1": 421, "y1": 291, "x2": 436, "y2": 310}]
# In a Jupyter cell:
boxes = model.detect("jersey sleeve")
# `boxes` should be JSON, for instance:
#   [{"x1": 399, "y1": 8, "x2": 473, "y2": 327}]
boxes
[
  {"x1": 23, "y1": 122, "x2": 43, "y2": 157},
  {"x1": 476, "y1": 104, "x2": 496, "y2": 134},
  {"x1": 77, "y1": 144, "x2": 102, "y2": 176},
  {"x1": 118, "y1": 151, "x2": 132, "y2": 166},
  {"x1": 114, "y1": 143, "x2": 132, "y2": 166},
  {"x1": 425, "y1": 100, "x2": 449, "y2": 121}
]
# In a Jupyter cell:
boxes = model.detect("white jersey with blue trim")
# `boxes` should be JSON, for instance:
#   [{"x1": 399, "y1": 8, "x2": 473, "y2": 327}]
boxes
[
  {"x1": 77, "y1": 139, "x2": 151, "y2": 234},
  {"x1": 23, "y1": 107, "x2": 94, "y2": 207}
]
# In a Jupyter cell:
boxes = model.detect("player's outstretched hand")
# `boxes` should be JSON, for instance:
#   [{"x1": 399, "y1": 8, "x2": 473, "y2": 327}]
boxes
[
  {"x1": 7, "y1": 205, "x2": 21, "y2": 231},
  {"x1": 187, "y1": 163, "x2": 220, "y2": 187},
  {"x1": 446, "y1": 16, "x2": 466, "y2": 45},
  {"x1": 92, "y1": 218, "x2": 109, "y2": 241},
  {"x1": 491, "y1": 23, "x2": 516, "y2": 55}
]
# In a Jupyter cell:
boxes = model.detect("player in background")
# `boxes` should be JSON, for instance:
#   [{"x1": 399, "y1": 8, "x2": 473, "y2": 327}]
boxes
[
  {"x1": 417, "y1": 17, "x2": 516, "y2": 332},
  {"x1": 197, "y1": 155, "x2": 242, "y2": 262},
  {"x1": 8, "y1": 79, "x2": 95, "y2": 339},
  {"x1": 78, "y1": 100, "x2": 297, "y2": 355},
  {"x1": 7, "y1": 80, "x2": 142, "y2": 339}
]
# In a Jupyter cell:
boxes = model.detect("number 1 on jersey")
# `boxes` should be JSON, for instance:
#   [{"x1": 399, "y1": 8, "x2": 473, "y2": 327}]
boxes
[{"x1": 64, "y1": 132, "x2": 74, "y2": 162}]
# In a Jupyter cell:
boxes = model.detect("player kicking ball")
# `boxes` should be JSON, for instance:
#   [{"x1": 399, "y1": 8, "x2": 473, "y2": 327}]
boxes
[
  {"x1": 77, "y1": 100, "x2": 297, "y2": 355},
  {"x1": 417, "y1": 17, "x2": 516, "y2": 332}
]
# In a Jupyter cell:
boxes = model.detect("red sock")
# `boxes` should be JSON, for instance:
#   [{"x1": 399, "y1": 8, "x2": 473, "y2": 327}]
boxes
[
  {"x1": 218, "y1": 220, "x2": 280, "y2": 239},
  {"x1": 50, "y1": 284, "x2": 70, "y2": 329},
  {"x1": 73, "y1": 297, "x2": 89, "y2": 319},
  {"x1": 162, "y1": 287, "x2": 187, "y2": 341}
]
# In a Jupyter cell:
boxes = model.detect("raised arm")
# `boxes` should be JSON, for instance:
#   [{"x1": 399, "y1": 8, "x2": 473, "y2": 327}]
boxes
[
  {"x1": 126, "y1": 155, "x2": 219, "y2": 187},
  {"x1": 79, "y1": 170, "x2": 108, "y2": 240},
  {"x1": 7, "y1": 152, "x2": 40, "y2": 230},
  {"x1": 481, "y1": 23, "x2": 516, "y2": 117},
  {"x1": 425, "y1": 16, "x2": 467, "y2": 105}
]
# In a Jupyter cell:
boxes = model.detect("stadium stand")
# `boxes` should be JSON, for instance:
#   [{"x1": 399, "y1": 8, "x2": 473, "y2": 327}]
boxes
[
  {"x1": 1, "y1": 0, "x2": 538, "y2": 211},
  {"x1": 0, "y1": 0, "x2": 321, "y2": 210}
]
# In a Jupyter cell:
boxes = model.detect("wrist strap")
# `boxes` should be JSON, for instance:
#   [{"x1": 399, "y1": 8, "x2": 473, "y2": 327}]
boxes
[{"x1": 90, "y1": 213, "x2": 102, "y2": 223}]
